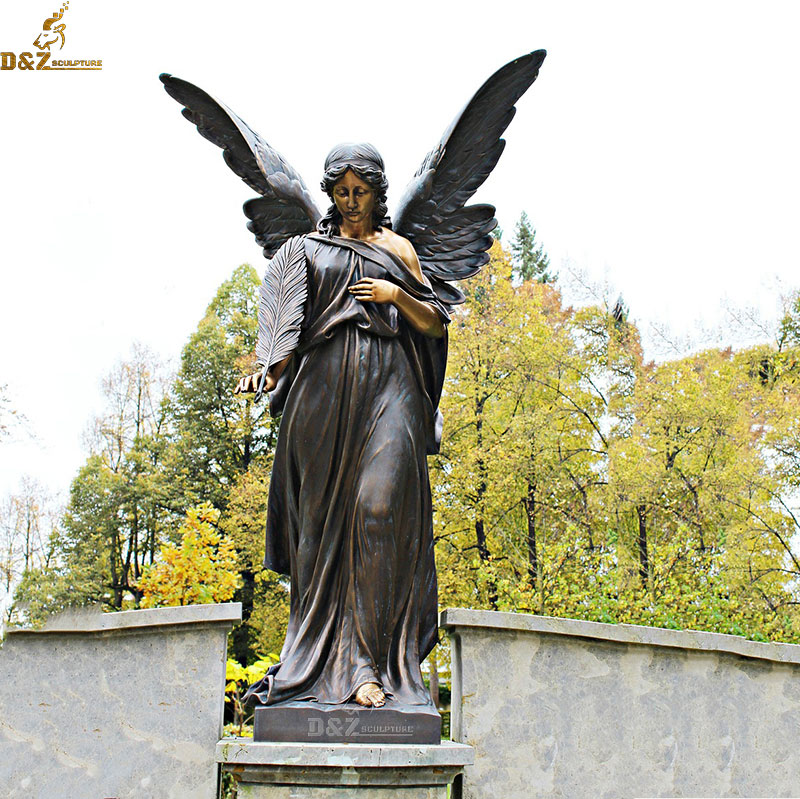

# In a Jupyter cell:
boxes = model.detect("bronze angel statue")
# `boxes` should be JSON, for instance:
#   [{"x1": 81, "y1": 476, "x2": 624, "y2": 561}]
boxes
[{"x1": 160, "y1": 50, "x2": 546, "y2": 713}]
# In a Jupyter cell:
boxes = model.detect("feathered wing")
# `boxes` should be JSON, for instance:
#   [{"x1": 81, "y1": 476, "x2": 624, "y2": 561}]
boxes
[
  {"x1": 160, "y1": 74, "x2": 322, "y2": 258},
  {"x1": 254, "y1": 236, "x2": 308, "y2": 399},
  {"x1": 393, "y1": 50, "x2": 547, "y2": 304}
]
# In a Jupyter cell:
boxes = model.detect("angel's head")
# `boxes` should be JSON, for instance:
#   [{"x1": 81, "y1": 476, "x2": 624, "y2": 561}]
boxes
[{"x1": 318, "y1": 143, "x2": 391, "y2": 235}]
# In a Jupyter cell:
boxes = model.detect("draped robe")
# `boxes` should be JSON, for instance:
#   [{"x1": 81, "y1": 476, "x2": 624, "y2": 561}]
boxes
[{"x1": 244, "y1": 233, "x2": 449, "y2": 707}]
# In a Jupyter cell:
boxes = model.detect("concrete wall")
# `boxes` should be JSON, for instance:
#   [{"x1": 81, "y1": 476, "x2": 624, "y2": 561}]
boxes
[
  {"x1": 0, "y1": 602, "x2": 241, "y2": 799},
  {"x1": 442, "y1": 608, "x2": 800, "y2": 799}
]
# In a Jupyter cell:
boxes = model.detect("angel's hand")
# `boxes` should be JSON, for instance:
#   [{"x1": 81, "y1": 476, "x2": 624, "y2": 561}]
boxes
[
  {"x1": 234, "y1": 370, "x2": 276, "y2": 395},
  {"x1": 348, "y1": 278, "x2": 398, "y2": 304}
]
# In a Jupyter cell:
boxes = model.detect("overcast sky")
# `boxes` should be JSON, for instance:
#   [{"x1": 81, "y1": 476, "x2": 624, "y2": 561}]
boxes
[{"x1": 2, "y1": 0, "x2": 799, "y2": 504}]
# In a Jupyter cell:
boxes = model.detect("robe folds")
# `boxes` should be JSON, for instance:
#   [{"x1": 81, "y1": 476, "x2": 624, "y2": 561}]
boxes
[{"x1": 244, "y1": 233, "x2": 450, "y2": 707}]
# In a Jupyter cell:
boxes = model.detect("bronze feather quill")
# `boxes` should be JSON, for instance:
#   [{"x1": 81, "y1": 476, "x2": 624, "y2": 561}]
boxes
[{"x1": 255, "y1": 236, "x2": 307, "y2": 400}]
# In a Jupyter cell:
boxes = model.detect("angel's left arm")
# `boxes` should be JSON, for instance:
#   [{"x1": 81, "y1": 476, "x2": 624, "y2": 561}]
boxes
[{"x1": 348, "y1": 241, "x2": 445, "y2": 338}]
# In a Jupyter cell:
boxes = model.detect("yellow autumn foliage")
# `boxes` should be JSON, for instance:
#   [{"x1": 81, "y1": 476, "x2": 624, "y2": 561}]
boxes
[{"x1": 139, "y1": 502, "x2": 241, "y2": 607}]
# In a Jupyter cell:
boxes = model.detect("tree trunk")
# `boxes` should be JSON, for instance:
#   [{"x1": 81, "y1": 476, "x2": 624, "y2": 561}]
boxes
[
  {"x1": 525, "y1": 478, "x2": 538, "y2": 587},
  {"x1": 428, "y1": 648, "x2": 440, "y2": 708},
  {"x1": 474, "y1": 515, "x2": 497, "y2": 609},
  {"x1": 231, "y1": 569, "x2": 256, "y2": 664},
  {"x1": 637, "y1": 504, "x2": 649, "y2": 587},
  {"x1": 474, "y1": 397, "x2": 497, "y2": 609}
]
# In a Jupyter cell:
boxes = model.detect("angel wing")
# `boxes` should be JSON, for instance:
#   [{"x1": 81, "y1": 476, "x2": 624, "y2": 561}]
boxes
[
  {"x1": 159, "y1": 73, "x2": 322, "y2": 258},
  {"x1": 393, "y1": 50, "x2": 547, "y2": 304}
]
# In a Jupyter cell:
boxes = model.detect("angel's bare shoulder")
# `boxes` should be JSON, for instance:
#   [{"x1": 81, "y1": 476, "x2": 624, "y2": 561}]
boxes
[{"x1": 377, "y1": 229, "x2": 426, "y2": 282}]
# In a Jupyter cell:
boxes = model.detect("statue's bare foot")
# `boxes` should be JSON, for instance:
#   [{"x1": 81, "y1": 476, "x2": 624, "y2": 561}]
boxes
[{"x1": 354, "y1": 682, "x2": 386, "y2": 707}]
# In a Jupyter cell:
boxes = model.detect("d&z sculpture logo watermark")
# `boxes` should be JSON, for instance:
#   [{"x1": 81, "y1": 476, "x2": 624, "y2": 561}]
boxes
[{"x1": 1, "y1": 3, "x2": 103, "y2": 71}]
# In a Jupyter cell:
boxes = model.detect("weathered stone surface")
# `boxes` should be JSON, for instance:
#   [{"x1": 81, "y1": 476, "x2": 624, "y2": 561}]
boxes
[
  {"x1": 254, "y1": 701, "x2": 441, "y2": 744},
  {"x1": 442, "y1": 607, "x2": 800, "y2": 665},
  {"x1": 441, "y1": 607, "x2": 800, "y2": 799},
  {"x1": 218, "y1": 739, "x2": 474, "y2": 798},
  {"x1": 217, "y1": 739, "x2": 475, "y2": 767},
  {"x1": 0, "y1": 602, "x2": 241, "y2": 799}
]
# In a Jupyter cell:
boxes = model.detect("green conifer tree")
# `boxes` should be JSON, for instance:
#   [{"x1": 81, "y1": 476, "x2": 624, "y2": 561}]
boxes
[{"x1": 510, "y1": 211, "x2": 555, "y2": 283}]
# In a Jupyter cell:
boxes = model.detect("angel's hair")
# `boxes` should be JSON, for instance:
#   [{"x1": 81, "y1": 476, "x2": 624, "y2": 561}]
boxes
[{"x1": 317, "y1": 142, "x2": 392, "y2": 236}]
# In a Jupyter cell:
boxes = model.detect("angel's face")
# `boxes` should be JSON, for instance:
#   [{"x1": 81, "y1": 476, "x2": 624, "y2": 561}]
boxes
[{"x1": 332, "y1": 170, "x2": 375, "y2": 228}]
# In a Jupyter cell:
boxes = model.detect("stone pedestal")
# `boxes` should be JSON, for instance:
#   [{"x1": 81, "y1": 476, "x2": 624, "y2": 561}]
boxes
[{"x1": 217, "y1": 739, "x2": 474, "y2": 798}]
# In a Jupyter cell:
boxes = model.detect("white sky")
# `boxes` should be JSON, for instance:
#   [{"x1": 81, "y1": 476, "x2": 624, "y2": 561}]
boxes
[{"x1": 1, "y1": 0, "x2": 799, "y2": 504}]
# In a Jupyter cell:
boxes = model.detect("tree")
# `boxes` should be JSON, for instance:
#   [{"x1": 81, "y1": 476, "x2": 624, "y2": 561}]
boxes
[
  {"x1": 11, "y1": 266, "x2": 283, "y2": 660},
  {"x1": 161, "y1": 264, "x2": 284, "y2": 662},
  {"x1": 506, "y1": 296, "x2": 627, "y2": 616},
  {"x1": 225, "y1": 654, "x2": 279, "y2": 735},
  {"x1": 432, "y1": 238, "x2": 800, "y2": 644},
  {"x1": 0, "y1": 478, "x2": 58, "y2": 622},
  {"x1": 432, "y1": 242, "x2": 522, "y2": 610},
  {"x1": 777, "y1": 290, "x2": 800, "y2": 352},
  {"x1": 0, "y1": 384, "x2": 16, "y2": 441},
  {"x1": 138, "y1": 503, "x2": 240, "y2": 607},
  {"x1": 13, "y1": 346, "x2": 172, "y2": 622},
  {"x1": 220, "y1": 460, "x2": 290, "y2": 663},
  {"x1": 432, "y1": 241, "x2": 608, "y2": 614},
  {"x1": 164, "y1": 264, "x2": 278, "y2": 511},
  {"x1": 607, "y1": 346, "x2": 800, "y2": 639},
  {"x1": 510, "y1": 211, "x2": 555, "y2": 283}
]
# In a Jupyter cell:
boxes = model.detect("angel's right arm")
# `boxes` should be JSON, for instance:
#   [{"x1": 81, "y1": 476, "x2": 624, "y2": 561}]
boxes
[
  {"x1": 392, "y1": 288, "x2": 445, "y2": 338},
  {"x1": 266, "y1": 354, "x2": 292, "y2": 385}
]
